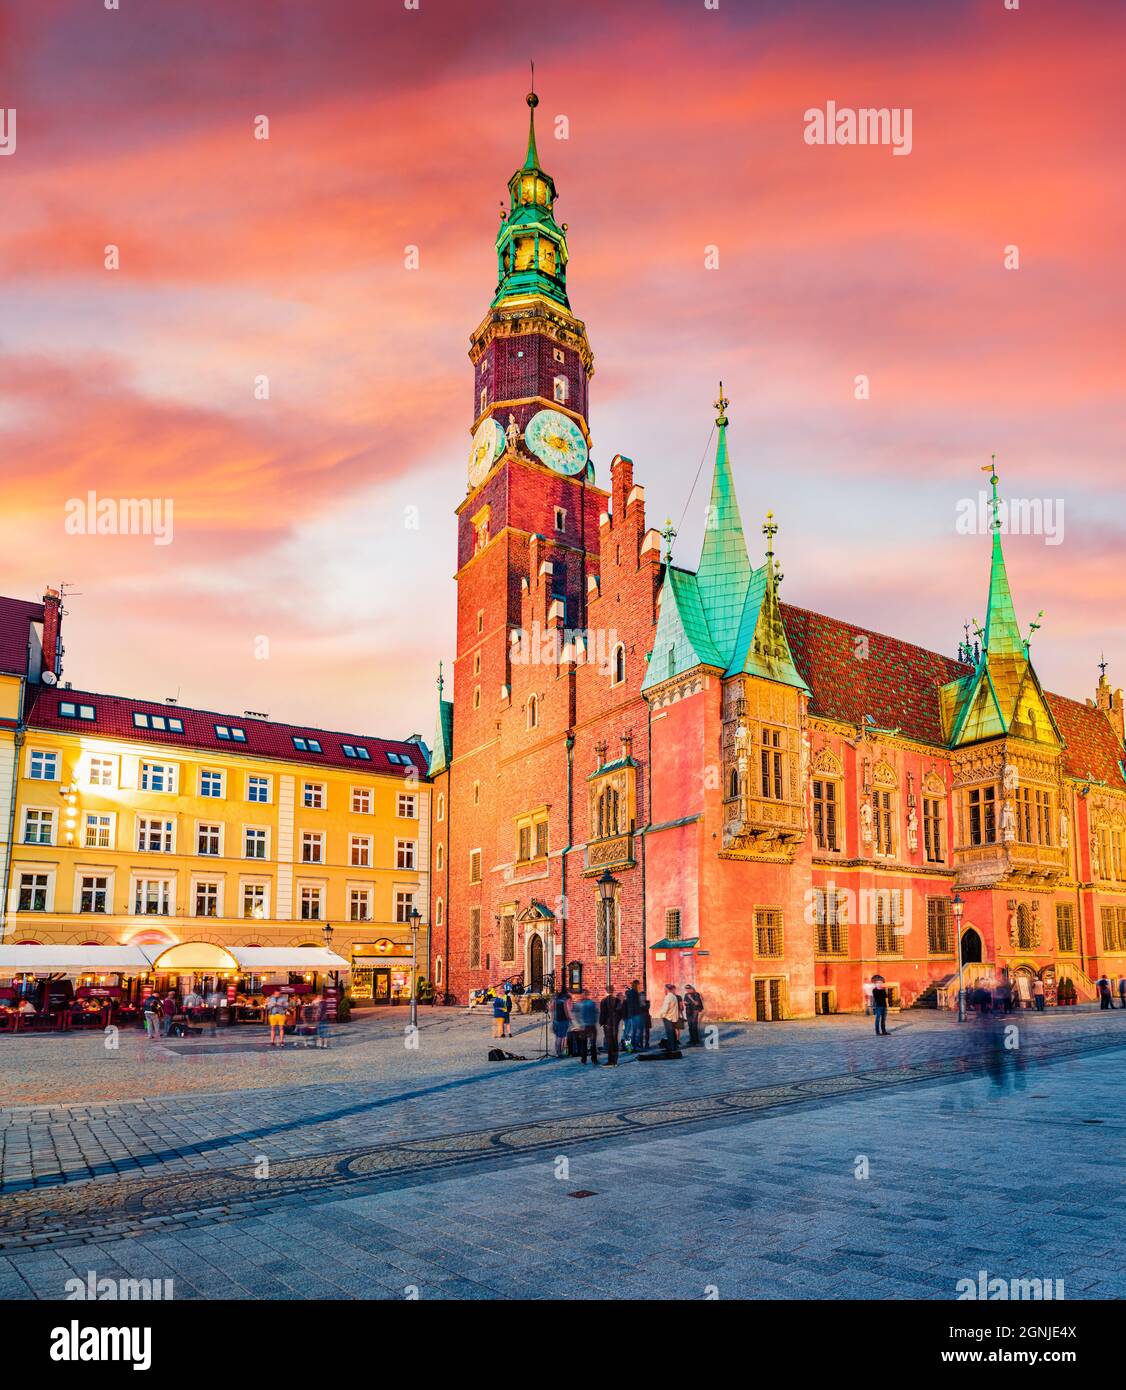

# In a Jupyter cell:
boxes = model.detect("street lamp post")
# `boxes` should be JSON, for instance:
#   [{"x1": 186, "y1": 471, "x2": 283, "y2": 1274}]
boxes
[
  {"x1": 409, "y1": 907, "x2": 421, "y2": 1030},
  {"x1": 952, "y1": 892, "x2": 965, "y2": 1022},
  {"x1": 597, "y1": 869, "x2": 619, "y2": 1066},
  {"x1": 322, "y1": 921, "x2": 338, "y2": 990}
]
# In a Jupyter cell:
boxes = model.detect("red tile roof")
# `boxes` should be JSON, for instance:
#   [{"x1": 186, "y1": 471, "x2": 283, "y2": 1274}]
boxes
[
  {"x1": 782, "y1": 603, "x2": 970, "y2": 745},
  {"x1": 783, "y1": 602, "x2": 1126, "y2": 788},
  {"x1": 25, "y1": 686, "x2": 427, "y2": 778},
  {"x1": 0, "y1": 596, "x2": 44, "y2": 678},
  {"x1": 1046, "y1": 692, "x2": 1126, "y2": 789}
]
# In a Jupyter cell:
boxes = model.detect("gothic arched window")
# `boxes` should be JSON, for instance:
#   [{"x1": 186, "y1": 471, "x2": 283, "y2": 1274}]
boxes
[
  {"x1": 729, "y1": 768, "x2": 741, "y2": 800},
  {"x1": 611, "y1": 643, "x2": 626, "y2": 686},
  {"x1": 527, "y1": 695, "x2": 538, "y2": 730},
  {"x1": 553, "y1": 374, "x2": 568, "y2": 404},
  {"x1": 598, "y1": 785, "x2": 620, "y2": 839}
]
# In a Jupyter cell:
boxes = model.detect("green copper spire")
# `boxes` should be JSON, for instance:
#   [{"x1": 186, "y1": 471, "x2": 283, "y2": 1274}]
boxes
[
  {"x1": 492, "y1": 79, "x2": 570, "y2": 309},
  {"x1": 695, "y1": 386, "x2": 752, "y2": 658},
  {"x1": 940, "y1": 459, "x2": 1060, "y2": 749},
  {"x1": 982, "y1": 460, "x2": 1024, "y2": 658},
  {"x1": 428, "y1": 662, "x2": 454, "y2": 776},
  {"x1": 523, "y1": 73, "x2": 540, "y2": 170}
]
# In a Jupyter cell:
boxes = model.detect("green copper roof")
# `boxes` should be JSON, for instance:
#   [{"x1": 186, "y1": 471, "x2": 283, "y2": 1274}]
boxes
[
  {"x1": 523, "y1": 92, "x2": 540, "y2": 170},
  {"x1": 726, "y1": 532, "x2": 809, "y2": 692},
  {"x1": 941, "y1": 468, "x2": 1059, "y2": 749},
  {"x1": 984, "y1": 488, "x2": 1024, "y2": 658},
  {"x1": 641, "y1": 566, "x2": 725, "y2": 692},
  {"x1": 694, "y1": 418, "x2": 752, "y2": 657},
  {"x1": 429, "y1": 674, "x2": 454, "y2": 776},
  {"x1": 492, "y1": 91, "x2": 570, "y2": 310}
]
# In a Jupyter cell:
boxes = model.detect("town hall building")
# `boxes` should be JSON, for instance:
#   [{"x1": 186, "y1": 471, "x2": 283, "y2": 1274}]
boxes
[{"x1": 427, "y1": 89, "x2": 1126, "y2": 1019}]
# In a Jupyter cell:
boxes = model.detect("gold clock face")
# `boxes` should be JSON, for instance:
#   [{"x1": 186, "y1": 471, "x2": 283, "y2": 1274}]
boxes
[
  {"x1": 468, "y1": 417, "x2": 504, "y2": 487},
  {"x1": 524, "y1": 408, "x2": 588, "y2": 476}
]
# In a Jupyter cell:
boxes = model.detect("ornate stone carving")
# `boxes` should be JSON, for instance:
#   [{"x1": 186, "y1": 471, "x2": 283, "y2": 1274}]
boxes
[{"x1": 906, "y1": 806, "x2": 919, "y2": 852}]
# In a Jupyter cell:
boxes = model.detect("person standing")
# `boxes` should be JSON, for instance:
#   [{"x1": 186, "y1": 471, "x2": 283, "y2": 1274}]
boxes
[
  {"x1": 1032, "y1": 976, "x2": 1046, "y2": 1012},
  {"x1": 550, "y1": 987, "x2": 572, "y2": 1058},
  {"x1": 574, "y1": 990, "x2": 599, "y2": 1065},
  {"x1": 1096, "y1": 974, "x2": 1113, "y2": 1010},
  {"x1": 502, "y1": 985, "x2": 514, "y2": 1038},
  {"x1": 160, "y1": 992, "x2": 177, "y2": 1037},
  {"x1": 640, "y1": 988, "x2": 652, "y2": 1049},
  {"x1": 599, "y1": 988, "x2": 622, "y2": 1066},
  {"x1": 658, "y1": 983, "x2": 681, "y2": 1051},
  {"x1": 491, "y1": 989, "x2": 508, "y2": 1038},
  {"x1": 871, "y1": 981, "x2": 889, "y2": 1037},
  {"x1": 267, "y1": 990, "x2": 288, "y2": 1047},
  {"x1": 1118, "y1": 974, "x2": 1126, "y2": 1009},
  {"x1": 862, "y1": 978, "x2": 875, "y2": 1016},
  {"x1": 683, "y1": 984, "x2": 705, "y2": 1047},
  {"x1": 623, "y1": 979, "x2": 642, "y2": 1052},
  {"x1": 142, "y1": 994, "x2": 161, "y2": 1041}
]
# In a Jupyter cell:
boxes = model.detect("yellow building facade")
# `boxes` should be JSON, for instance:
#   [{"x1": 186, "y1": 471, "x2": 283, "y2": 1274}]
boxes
[{"x1": 5, "y1": 685, "x2": 431, "y2": 1004}]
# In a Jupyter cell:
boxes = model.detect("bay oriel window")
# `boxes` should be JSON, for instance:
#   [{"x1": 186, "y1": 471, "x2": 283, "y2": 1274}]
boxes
[{"x1": 967, "y1": 786, "x2": 997, "y2": 846}]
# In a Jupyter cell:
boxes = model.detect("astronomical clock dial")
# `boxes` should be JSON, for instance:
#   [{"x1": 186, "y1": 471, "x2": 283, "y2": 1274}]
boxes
[
  {"x1": 524, "y1": 408, "x2": 588, "y2": 476},
  {"x1": 468, "y1": 416, "x2": 504, "y2": 487}
]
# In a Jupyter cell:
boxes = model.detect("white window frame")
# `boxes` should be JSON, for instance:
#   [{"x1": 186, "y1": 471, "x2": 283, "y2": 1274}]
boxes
[
  {"x1": 15, "y1": 867, "x2": 55, "y2": 913},
  {"x1": 136, "y1": 815, "x2": 176, "y2": 854},
  {"x1": 83, "y1": 811, "x2": 116, "y2": 851},
  {"x1": 27, "y1": 748, "x2": 60, "y2": 782},
  {"x1": 196, "y1": 820, "x2": 224, "y2": 857},
  {"x1": 394, "y1": 889, "x2": 416, "y2": 924},
  {"x1": 140, "y1": 760, "x2": 178, "y2": 794},
  {"x1": 75, "y1": 870, "x2": 114, "y2": 916},
  {"x1": 397, "y1": 793, "x2": 417, "y2": 819},
  {"x1": 303, "y1": 781, "x2": 326, "y2": 810},
  {"x1": 301, "y1": 830, "x2": 325, "y2": 864},
  {"x1": 240, "y1": 879, "x2": 270, "y2": 920},
  {"x1": 396, "y1": 839, "x2": 417, "y2": 870},
  {"x1": 246, "y1": 774, "x2": 272, "y2": 804},
  {"x1": 298, "y1": 883, "x2": 325, "y2": 921},
  {"x1": 351, "y1": 786, "x2": 373, "y2": 815},
  {"x1": 22, "y1": 806, "x2": 56, "y2": 847},
  {"x1": 350, "y1": 834, "x2": 372, "y2": 868},
  {"x1": 131, "y1": 875, "x2": 176, "y2": 917},
  {"x1": 190, "y1": 876, "x2": 224, "y2": 919},
  {"x1": 199, "y1": 768, "x2": 226, "y2": 799},
  {"x1": 348, "y1": 885, "x2": 372, "y2": 922},
  {"x1": 86, "y1": 755, "x2": 116, "y2": 788},
  {"x1": 243, "y1": 825, "x2": 270, "y2": 861}
]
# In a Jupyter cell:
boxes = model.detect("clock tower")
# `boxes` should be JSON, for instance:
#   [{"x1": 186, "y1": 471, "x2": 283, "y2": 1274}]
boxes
[{"x1": 453, "y1": 84, "x2": 607, "y2": 761}]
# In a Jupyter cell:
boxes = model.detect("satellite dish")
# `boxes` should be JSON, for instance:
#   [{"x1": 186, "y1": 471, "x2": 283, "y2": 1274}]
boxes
[{"x1": 41, "y1": 670, "x2": 58, "y2": 686}]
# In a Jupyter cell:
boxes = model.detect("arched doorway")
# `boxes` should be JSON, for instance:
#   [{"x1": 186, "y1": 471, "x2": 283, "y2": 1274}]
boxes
[
  {"x1": 528, "y1": 933, "x2": 545, "y2": 993},
  {"x1": 961, "y1": 927, "x2": 983, "y2": 965}
]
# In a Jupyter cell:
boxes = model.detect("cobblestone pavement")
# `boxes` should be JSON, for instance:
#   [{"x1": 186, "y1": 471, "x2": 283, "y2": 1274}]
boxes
[{"x1": 1, "y1": 1008, "x2": 1123, "y2": 1299}]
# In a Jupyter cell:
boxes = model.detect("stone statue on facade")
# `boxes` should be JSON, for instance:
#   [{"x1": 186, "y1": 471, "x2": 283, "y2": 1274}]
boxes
[
  {"x1": 1000, "y1": 798, "x2": 1016, "y2": 844},
  {"x1": 860, "y1": 801, "x2": 873, "y2": 845},
  {"x1": 1059, "y1": 807, "x2": 1069, "y2": 850},
  {"x1": 1002, "y1": 762, "x2": 1019, "y2": 793},
  {"x1": 505, "y1": 413, "x2": 522, "y2": 452},
  {"x1": 906, "y1": 806, "x2": 919, "y2": 852}
]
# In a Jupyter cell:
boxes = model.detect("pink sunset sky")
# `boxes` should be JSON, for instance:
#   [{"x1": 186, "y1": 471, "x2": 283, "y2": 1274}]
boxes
[{"x1": 1, "y1": 0, "x2": 1123, "y2": 740}]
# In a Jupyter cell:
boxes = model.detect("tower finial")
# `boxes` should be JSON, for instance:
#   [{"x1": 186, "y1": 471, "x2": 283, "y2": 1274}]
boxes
[
  {"x1": 524, "y1": 63, "x2": 540, "y2": 169},
  {"x1": 437, "y1": 660, "x2": 444, "y2": 699},
  {"x1": 714, "y1": 381, "x2": 729, "y2": 427},
  {"x1": 762, "y1": 510, "x2": 778, "y2": 557},
  {"x1": 660, "y1": 517, "x2": 677, "y2": 562},
  {"x1": 1099, "y1": 651, "x2": 1108, "y2": 680},
  {"x1": 981, "y1": 454, "x2": 1001, "y2": 531}
]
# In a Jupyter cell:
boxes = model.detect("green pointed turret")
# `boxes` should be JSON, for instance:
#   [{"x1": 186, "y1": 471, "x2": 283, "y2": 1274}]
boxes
[
  {"x1": 726, "y1": 514, "x2": 809, "y2": 692},
  {"x1": 492, "y1": 88, "x2": 571, "y2": 310},
  {"x1": 940, "y1": 464, "x2": 1060, "y2": 748},
  {"x1": 694, "y1": 388, "x2": 752, "y2": 658},
  {"x1": 982, "y1": 466, "x2": 1024, "y2": 658},
  {"x1": 428, "y1": 664, "x2": 454, "y2": 776}
]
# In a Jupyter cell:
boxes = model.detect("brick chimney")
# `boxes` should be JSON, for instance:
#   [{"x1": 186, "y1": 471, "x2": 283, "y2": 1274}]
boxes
[{"x1": 41, "y1": 587, "x2": 63, "y2": 679}]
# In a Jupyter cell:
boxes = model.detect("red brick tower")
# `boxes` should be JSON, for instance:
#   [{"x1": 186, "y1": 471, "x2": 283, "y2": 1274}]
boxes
[{"x1": 428, "y1": 84, "x2": 658, "y2": 1000}]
